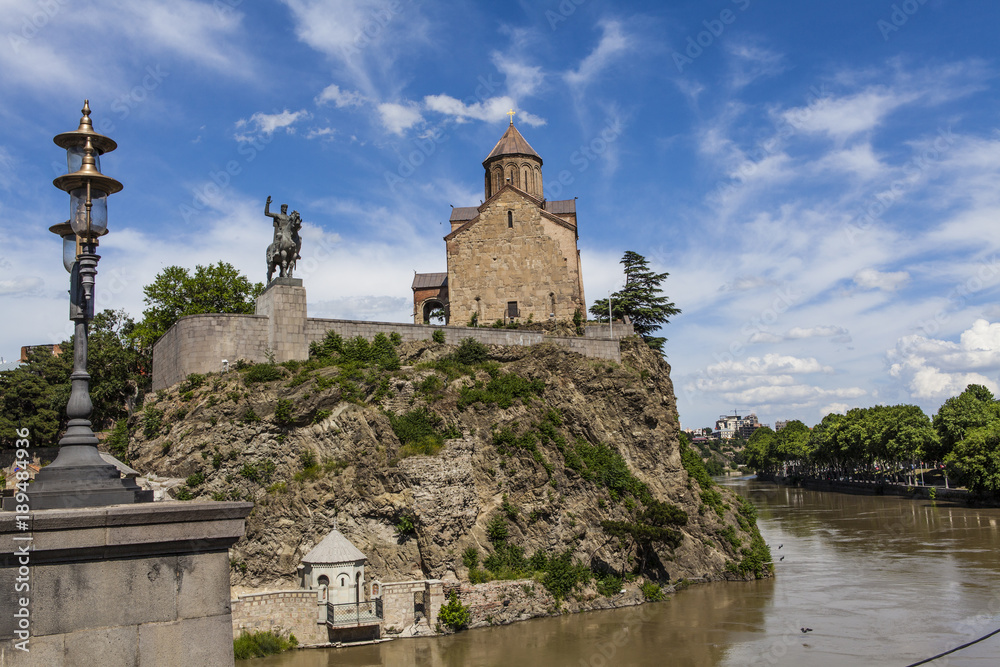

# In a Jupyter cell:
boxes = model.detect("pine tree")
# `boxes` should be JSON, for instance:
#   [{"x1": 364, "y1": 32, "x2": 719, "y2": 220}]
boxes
[{"x1": 589, "y1": 251, "x2": 680, "y2": 351}]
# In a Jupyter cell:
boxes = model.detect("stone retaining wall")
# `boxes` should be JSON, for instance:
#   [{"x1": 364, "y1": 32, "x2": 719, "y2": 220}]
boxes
[
  {"x1": 230, "y1": 590, "x2": 327, "y2": 645},
  {"x1": 443, "y1": 579, "x2": 556, "y2": 628},
  {"x1": 154, "y1": 314, "x2": 624, "y2": 391},
  {"x1": 152, "y1": 314, "x2": 268, "y2": 391}
]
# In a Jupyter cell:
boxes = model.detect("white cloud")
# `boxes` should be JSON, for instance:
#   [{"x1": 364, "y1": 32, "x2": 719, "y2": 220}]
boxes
[
  {"x1": 820, "y1": 403, "x2": 850, "y2": 416},
  {"x1": 854, "y1": 268, "x2": 910, "y2": 292},
  {"x1": 783, "y1": 88, "x2": 915, "y2": 141},
  {"x1": 748, "y1": 332, "x2": 784, "y2": 344},
  {"x1": 423, "y1": 94, "x2": 545, "y2": 127},
  {"x1": 564, "y1": 20, "x2": 629, "y2": 89},
  {"x1": 316, "y1": 83, "x2": 369, "y2": 108},
  {"x1": 0, "y1": 277, "x2": 45, "y2": 297},
  {"x1": 0, "y1": 0, "x2": 249, "y2": 94},
  {"x1": 786, "y1": 326, "x2": 850, "y2": 340},
  {"x1": 727, "y1": 42, "x2": 785, "y2": 89},
  {"x1": 707, "y1": 354, "x2": 834, "y2": 376},
  {"x1": 888, "y1": 319, "x2": 1000, "y2": 400},
  {"x1": 377, "y1": 102, "x2": 423, "y2": 135},
  {"x1": 306, "y1": 127, "x2": 336, "y2": 140},
  {"x1": 721, "y1": 384, "x2": 865, "y2": 405},
  {"x1": 491, "y1": 52, "x2": 544, "y2": 99},
  {"x1": 234, "y1": 109, "x2": 309, "y2": 142}
]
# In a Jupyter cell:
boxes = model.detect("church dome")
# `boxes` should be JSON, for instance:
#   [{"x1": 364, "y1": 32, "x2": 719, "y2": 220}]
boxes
[{"x1": 483, "y1": 117, "x2": 544, "y2": 199}]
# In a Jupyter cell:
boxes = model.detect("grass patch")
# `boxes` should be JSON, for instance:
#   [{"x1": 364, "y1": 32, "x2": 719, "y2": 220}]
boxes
[
  {"x1": 388, "y1": 407, "x2": 458, "y2": 458},
  {"x1": 232, "y1": 631, "x2": 298, "y2": 660}
]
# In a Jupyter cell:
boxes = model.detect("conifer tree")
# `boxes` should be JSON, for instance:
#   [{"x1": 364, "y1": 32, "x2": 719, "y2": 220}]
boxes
[{"x1": 589, "y1": 251, "x2": 680, "y2": 351}]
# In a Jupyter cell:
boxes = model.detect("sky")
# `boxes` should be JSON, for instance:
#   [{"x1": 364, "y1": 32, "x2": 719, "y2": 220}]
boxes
[{"x1": 2, "y1": 0, "x2": 1000, "y2": 430}]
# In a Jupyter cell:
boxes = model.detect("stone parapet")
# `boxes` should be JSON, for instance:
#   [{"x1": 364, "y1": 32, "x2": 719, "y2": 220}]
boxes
[
  {"x1": 0, "y1": 501, "x2": 252, "y2": 666},
  {"x1": 152, "y1": 313, "x2": 268, "y2": 391},
  {"x1": 230, "y1": 590, "x2": 327, "y2": 645},
  {"x1": 153, "y1": 313, "x2": 623, "y2": 392}
]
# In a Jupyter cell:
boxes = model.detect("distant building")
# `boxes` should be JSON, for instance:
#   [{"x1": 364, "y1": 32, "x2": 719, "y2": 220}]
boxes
[
  {"x1": 20, "y1": 344, "x2": 62, "y2": 362},
  {"x1": 714, "y1": 413, "x2": 767, "y2": 441},
  {"x1": 775, "y1": 420, "x2": 788, "y2": 432}
]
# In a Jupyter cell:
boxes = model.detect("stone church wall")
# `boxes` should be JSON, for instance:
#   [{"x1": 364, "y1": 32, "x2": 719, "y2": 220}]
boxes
[{"x1": 446, "y1": 189, "x2": 583, "y2": 325}]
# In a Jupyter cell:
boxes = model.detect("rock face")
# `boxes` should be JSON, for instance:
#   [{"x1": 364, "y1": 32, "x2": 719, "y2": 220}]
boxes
[{"x1": 127, "y1": 336, "x2": 768, "y2": 595}]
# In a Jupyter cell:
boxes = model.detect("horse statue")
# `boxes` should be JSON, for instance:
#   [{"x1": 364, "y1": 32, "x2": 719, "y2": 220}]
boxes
[{"x1": 265, "y1": 196, "x2": 303, "y2": 282}]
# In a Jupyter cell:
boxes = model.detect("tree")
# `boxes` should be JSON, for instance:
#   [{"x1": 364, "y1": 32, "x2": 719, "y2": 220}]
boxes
[
  {"x1": 744, "y1": 426, "x2": 777, "y2": 473},
  {"x1": 932, "y1": 384, "x2": 1000, "y2": 462},
  {"x1": 133, "y1": 262, "x2": 264, "y2": 350},
  {"x1": 589, "y1": 251, "x2": 680, "y2": 351},
  {"x1": 945, "y1": 422, "x2": 1000, "y2": 497},
  {"x1": 0, "y1": 347, "x2": 71, "y2": 447}
]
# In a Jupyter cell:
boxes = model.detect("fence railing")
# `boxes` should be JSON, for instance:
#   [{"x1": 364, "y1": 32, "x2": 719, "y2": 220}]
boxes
[{"x1": 326, "y1": 599, "x2": 383, "y2": 627}]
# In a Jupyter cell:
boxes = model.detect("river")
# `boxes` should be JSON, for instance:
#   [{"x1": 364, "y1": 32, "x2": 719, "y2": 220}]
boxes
[{"x1": 237, "y1": 478, "x2": 1000, "y2": 666}]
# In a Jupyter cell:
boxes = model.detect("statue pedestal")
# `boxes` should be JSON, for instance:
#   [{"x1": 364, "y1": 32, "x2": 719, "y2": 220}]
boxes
[
  {"x1": 256, "y1": 280, "x2": 307, "y2": 362},
  {"x1": 0, "y1": 501, "x2": 252, "y2": 666}
]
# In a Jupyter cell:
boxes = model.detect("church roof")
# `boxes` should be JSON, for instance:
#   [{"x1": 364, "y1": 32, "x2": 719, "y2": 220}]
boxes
[
  {"x1": 412, "y1": 272, "x2": 448, "y2": 290},
  {"x1": 450, "y1": 207, "x2": 479, "y2": 222},
  {"x1": 302, "y1": 529, "x2": 367, "y2": 564},
  {"x1": 544, "y1": 199, "x2": 576, "y2": 215},
  {"x1": 484, "y1": 123, "x2": 541, "y2": 163}
]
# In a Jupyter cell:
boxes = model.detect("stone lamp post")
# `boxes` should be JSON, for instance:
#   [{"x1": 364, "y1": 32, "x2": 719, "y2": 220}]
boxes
[{"x1": 2, "y1": 101, "x2": 152, "y2": 510}]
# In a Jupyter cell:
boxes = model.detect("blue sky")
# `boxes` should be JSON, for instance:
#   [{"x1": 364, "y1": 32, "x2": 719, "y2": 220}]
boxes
[{"x1": 2, "y1": 0, "x2": 1000, "y2": 430}]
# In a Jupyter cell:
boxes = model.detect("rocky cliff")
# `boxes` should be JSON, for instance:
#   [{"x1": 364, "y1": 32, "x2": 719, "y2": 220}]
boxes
[{"x1": 127, "y1": 334, "x2": 770, "y2": 599}]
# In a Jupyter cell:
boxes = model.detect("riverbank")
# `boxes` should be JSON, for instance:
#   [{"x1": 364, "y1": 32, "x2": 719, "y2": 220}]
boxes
[{"x1": 756, "y1": 473, "x2": 1000, "y2": 506}]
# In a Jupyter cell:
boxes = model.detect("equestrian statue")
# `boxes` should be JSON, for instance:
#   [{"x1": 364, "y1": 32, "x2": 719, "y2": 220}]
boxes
[{"x1": 265, "y1": 195, "x2": 303, "y2": 282}]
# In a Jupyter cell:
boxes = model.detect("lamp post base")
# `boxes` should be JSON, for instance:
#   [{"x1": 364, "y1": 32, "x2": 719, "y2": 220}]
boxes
[{"x1": 2, "y1": 444, "x2": 153, "y2": 511}]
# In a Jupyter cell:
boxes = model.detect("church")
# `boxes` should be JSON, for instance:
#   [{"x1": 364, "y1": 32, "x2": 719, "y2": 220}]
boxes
[{"x1": 412, "y1": 114, "x2": 587, "y2": 325}]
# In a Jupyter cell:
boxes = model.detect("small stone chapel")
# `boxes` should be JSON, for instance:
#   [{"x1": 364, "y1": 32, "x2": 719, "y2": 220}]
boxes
[{"x1": 413, "y1": 113, "x2": 587, "y2": 325}]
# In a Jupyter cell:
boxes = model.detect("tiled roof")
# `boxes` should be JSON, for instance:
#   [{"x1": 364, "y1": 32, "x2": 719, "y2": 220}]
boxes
[
  {"x1": 449, "y1": 207, "x2": 479, "y2": 222},
  {"x1": 485, "y1": 123, "x2": 541, "y2": 162},
  {"x1": 544, "y1": 199, "x2": 576, "y2": 215},
  {"x1": 412, "y1": 272, "x2": 448, "y2": 290},
  {"x1": 302, "y1": 529, "x2": 367, "y2": 564}
]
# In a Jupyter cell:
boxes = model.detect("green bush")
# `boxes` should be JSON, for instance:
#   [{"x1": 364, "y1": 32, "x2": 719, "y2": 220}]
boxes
[
  {"x1": 486, "y1": 514, "x2": 508, "y2": 544},
  {"x1": 438, "y1": 591, "x2": 470, "y2": 631},
  {"x1": 312, "y1": 408, "x2": 331, "y2": 424},
  {"x1": 107, "y1": 419, "x2": 130, "y2": 460},
  {"x1": 458, "y1": 372, "x2": 545, "y2": 409},
  {"x1": 242, "y1": 407, "x2": 261, "y2": 424},
  {"x1": 142, "y1": 407, "x2": 163, "y2": 439},
  {"x1": 245, "y1": 363, "x2": 284, "y2": 383},
  {"x1": 273, "y1": 399, "x2": 294, "y2": 426},
  {"x1": 185, "y1": 471, "x2": 205, "y2": 488},
  {"x1": 389, "y1": 407, "x2": 452, "y2": 458},
  {"x1": 395, "y1": 514, "x2": 416, "y2": 536},
  {"x1": 451, "y1": 338, "x2": 489, "y2": 365},
  {"x1": 641, "y1": 582, "x2": 664, "y2": 601},
  {"x1": 462, "y1": 546, "x2": 479, "y2": 569},
  {"x1": 232, "y1": 630, "x2": 298, "y2": 660},
  {"x1": 432, "y1": 329, "x2": 446, "y2": 344},
  {"x1": 179, "y1": 373, "x2": 205, "y2": 393},
  {"x1": 596, "y1": 574, "x2": 623, "y2": 597}
]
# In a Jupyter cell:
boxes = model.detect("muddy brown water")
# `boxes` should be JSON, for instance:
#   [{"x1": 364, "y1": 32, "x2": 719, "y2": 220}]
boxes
[{"x1": 237, "y1": 478, "x2": 1000, "y2": 666}]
